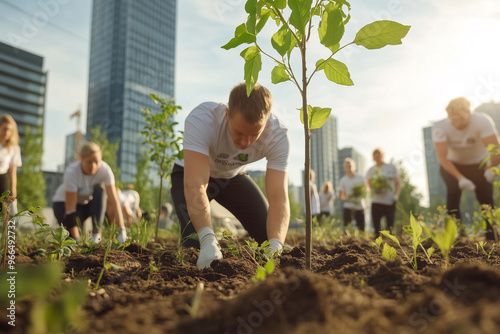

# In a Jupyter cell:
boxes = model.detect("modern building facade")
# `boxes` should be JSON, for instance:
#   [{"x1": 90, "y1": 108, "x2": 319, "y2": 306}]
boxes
[
  {"x1": 0, "y1": 41, "x2": 46, "y2": 142},
  {"x1": 86, "y1": 0, "x2": 176, "y2": 183},
  {"x1": 337, "y1": 147, "x2": 367, "y2": 180},
  {"x1": 310, "y1": 115, "x2": 339, "y2": 194}
]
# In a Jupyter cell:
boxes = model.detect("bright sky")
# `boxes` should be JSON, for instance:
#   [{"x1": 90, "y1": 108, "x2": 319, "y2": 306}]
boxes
[{"x1": 1, "y1": 0, "x2": 500, "y2": 207}]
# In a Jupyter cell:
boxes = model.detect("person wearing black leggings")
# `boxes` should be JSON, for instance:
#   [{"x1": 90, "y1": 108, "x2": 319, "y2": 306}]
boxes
[
  {"x1": 433, "y1": 97, "x2": 500, "y2": 240},
  {"x1": 0, "y1": 114, "x2": 22, "y2": 216}
]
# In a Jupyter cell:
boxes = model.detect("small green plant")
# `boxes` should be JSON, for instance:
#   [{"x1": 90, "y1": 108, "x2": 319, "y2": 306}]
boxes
[
  {"x1": 422, "y1": 215, "x2": 458, "y2": 270},
  {"x1": 147, "y1": 261, "x2": 159, "y2": 281},
  {"x1": 94, "y1": 241, "x2": 123, "y2": 290},
  {"x1": 382, "y1": 243, "x2": 397, "y2": 260},
  {"x1": 370, "y1": 168, "x2": 393, "y2": 194},
  {"x1": 130, "y1": 218, "x2": 156, "y2": 248},
  {"x1": 348, "y1": 182, "x2": 366, "y2": 205},
  {"x1": 402, "y1": 214, "x2": 435, "y2": 270},
  {"x1": 185, "y1": 282, "x2": 204, "y2": 318},
  {"x1": 251, "y1": 259, "x2": 275, "y2": 284},
  {"x1": 475, "y1": 241, "x2": 496, "y2": 259},
  {"x1": 44, "y1": 225, "x2": 77, "y2": 261},
  {"x1": 380, "y1": 230, "x2": 411, "y2": 264}
]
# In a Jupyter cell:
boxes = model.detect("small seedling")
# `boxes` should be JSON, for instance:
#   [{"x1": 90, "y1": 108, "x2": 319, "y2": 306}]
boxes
[
  {"x1": 381, "y1": 243, "x2": 397, "y2": 260},
  {"x1": 380, "y1": 230, "x2": 411, "y2": 264},
  {"x1": 94, "y1": 241, "x2": 124, "y2": 290},
  {"x1": 402, "y1": 214, "x2": 434, "y2": 270},
  {"x1": 45, "y1": 225, "x2": 77, "y2": 261},
  {"x1": 251, "y1": 259, "x2": 275, "y2": 284},
  {"x1": 422, "y1": 215, "x2": 458, "y2": 269},
  {"x1": 475, "y1": 241, "x2": 496, "y2": 259},
  {"x1": 185, "y1": 282, "x2": 204, "y2": 318}
]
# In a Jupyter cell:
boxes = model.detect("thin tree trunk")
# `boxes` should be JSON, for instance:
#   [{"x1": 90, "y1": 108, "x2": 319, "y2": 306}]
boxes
[
  {"x1": 155, "y1": 175, "x2": 163, "y2": 242},
  {"x1": 301, "y1": 40, "x2": 312, "y2": 271}
]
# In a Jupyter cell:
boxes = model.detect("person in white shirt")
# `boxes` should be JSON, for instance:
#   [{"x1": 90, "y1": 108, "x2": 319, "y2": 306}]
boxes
[
  {"x1": 432, "y1": 97, "x2": 500, "y2": 240},
  {"x1": 52, "y1": 142, "x2": 127, "y2": 243},
  {"x1": 0, "y1": 114, "x2": 22, "y2": 216},
  {"x1": 171, "y1": 83, "x2": 290, "y2": 268},
  {"x1": 309, "y1": 169, "x2": 320, "y2": 218},
  {"x1": 317, "y1": 181, "x2": 334, "y2": 221},
  {"x1": 119, "y1": 184, "x2": 142, "y2": 226},
  {"x1": 339, "y1": 158, "x2": 366, "y2": 231},
  {"x1": 366, "y1": 148, "x2": 401, "y2": 235}
]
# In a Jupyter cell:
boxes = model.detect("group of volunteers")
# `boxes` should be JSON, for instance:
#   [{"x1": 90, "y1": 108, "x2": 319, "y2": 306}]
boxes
[{"x1": 1, "y1": 85, "x2": 498, "y2": 268}]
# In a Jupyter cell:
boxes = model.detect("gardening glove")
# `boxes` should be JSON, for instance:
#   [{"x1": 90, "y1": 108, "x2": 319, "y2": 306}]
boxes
[
  {"x1": 484, "y1": 168, "x2": 496, "y2": 183},
  {"x1": 64, "y1": 211, "x2": 78, "y2": 229},
  {"x1": 8, "y1": 200, "x2": 17, "y2": 216},
  {"x1": 92, "y1": 233, "x2": 102, "y2": 243},
  {"x1": 197, "y1": 226, "x2": 223, "y2": 269},
  {"x1": 458, "y1": 177, "x2": 476, "y2": 192},
  {"x1": 117, "y1": 227, "x2": 127, "y2": 244},
  {"x1": 393, "y1": 194, "x2": 399, "y2": 203},
  {"x1": 268, "y1": 238, "x2": 284, "y2": 257}
]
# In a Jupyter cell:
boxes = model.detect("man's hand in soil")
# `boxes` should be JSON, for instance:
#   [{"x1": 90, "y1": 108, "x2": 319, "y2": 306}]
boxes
[
  {"x1": 458, "y1": 176, "x2": 476, "y2": 192},
  {"x1": 267, "y1": 238, "x2": 284, "y2": 257},
  {"x1": 196, "y1": 226, "x2": 223, "y2": 269}
]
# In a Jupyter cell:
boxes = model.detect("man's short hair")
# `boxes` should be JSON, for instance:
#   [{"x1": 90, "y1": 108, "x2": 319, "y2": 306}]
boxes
[
  {"x1": 446, "y1": 97, "x2": 470, "y2": 116},
  {"x1": 228, "y1": 83, "x2": 272, "y2": 124}
]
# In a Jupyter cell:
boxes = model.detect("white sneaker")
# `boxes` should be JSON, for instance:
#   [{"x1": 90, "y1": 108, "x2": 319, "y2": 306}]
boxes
[
  {"x1": 117, "y1": 228, "x2": 127, "y2": 244},
  {"x1": 91, "y1": 233, "x2": 102, "y2": 243}
]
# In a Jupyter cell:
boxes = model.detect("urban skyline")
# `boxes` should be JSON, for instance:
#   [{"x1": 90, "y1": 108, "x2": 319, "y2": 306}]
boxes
[{"x1": 1, "y1": 1, "x2": 500, "y2": 207}]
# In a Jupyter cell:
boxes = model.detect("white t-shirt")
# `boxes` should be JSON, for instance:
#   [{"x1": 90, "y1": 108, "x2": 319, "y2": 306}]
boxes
[
  {"x1": 120, "y1": 189, "x2": 140, "y2": 212},
  {"x1": 366, "y1": 163, "x2": 398, "y2": 205},
  {"x1": 175, "y1": 102, "x2": 290, "y2": 179},
  {"x1": 339, "y1": 174, "x2": 365, "y2": 210},
  {"x1": 0, "y1": 144, "x2": 22, "y2": 174},
  {"x1": 52, "y1": 161, "x2": 115, "y2": 204},
  {"x1": 319, "y1": 191, "x2": 334, "y2": 214},
  {"x1": 310, "y1": 182, "x2": 320, "y2": 215},
  {"x1": 432, "y1": 112, "x2": 497, "y2": 164}
]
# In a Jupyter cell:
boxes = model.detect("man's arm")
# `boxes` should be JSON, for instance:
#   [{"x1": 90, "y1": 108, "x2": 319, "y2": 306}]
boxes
[
  {"x1": 8, "y1": 165, "x2": 17, "y2": 198},
  {"x1": 482, "y1": 134, "x2": 500, "y2": 166},
  {"x1": 105, "y1": 185, "x2": 125, "y2": 228},
  {"x1": 434, "y1": 141, "x2": 462, "y2": 180},
  {"x1": 184, "y1": 150, "x2": 211, "y2": 232},
  {"x1": 265, "y1": 168, "x2": 290, "y2": 243}
]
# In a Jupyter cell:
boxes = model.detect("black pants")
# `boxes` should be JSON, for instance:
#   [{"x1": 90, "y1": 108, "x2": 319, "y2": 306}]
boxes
[
  {"x1": 171, "y1": 164, "x2": 268, "y2": 248},
  {"x1": 440, "y1": 163, "x2": 494, "y2": 239},
  {"x1": 343, "y1": 208, "x2": 365, "y2": 231},
  {"x1": 371, "y1": 203, "x2": 395, "y2": 235},
  {"x1": 0, "y1": 172, "x2": 8, "y2": 212},
  {"x1": 53, "y1": 186, "x2": 106, "y2": 233}
]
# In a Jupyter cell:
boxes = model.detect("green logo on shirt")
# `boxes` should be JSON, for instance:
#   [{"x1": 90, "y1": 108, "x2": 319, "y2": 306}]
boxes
[
  {"x1": 466, "y1": 137, "x2": 476, "y2": 144},
  {"x1": 235, "y1": 153, "x2": 249, "y2": 162}
]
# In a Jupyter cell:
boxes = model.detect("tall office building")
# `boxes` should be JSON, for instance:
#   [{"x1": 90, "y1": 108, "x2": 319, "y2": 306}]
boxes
[
  {"x1": 337, "y1": 147, "x2": 366, "y2": 180},
  {"x1": 423, "y1": 126, "x2": 446, "y2": 206},
  {"x1": 0, "y1": 41, "x2": 46, "y2": 141},
  {"x1": 86, "y1": 0, "x2": 176, "y2": 183},
  {"x1": 310, "y1": 115, "x2": 339, "y2": 193}
]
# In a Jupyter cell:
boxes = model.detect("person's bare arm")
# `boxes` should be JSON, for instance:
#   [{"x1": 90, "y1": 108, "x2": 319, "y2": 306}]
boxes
[
  {"x1": 105, "y1": 185, "x2": 125, "y2": 228},
  {"x1": 65, "y1": 191, "x2": 78, "y2": 212},
  {"x1": 394, "y1": 176, "x2": 401, "y2": 197},
  {"x1": 265, "y1": 169, "x2": 290, "y2": 243},
  {"x1": 184, "y1": 150, "x2": 211, "y2": 232},
  {"x1": 482, "y1": 134, "x2": 500, "y2": 166},
  {"x1": 434, "y1": 141, "x2": 462, "y2": 180}
]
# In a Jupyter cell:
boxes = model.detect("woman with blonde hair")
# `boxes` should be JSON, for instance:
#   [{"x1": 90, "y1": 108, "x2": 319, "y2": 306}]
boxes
[
  {"x1": 0, "y1": 114, "x2": 22, "y2": 215},
  {"x1": 339, "y1": 158, "x2": 366, "y2": 231},
  {"x1": 318, "y1": 181, "x2": 335, "y2": 221},
  {"x1": 52, "y1": 142, "x2": 127, "y2": 243}
]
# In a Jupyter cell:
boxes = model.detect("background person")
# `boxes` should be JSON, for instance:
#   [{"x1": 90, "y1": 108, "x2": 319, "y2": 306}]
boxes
[
  {"x1": 0, "y1": 115, "x2": 21, "y2": 216},
  {"x1": 171, "y1": 83, "x2": 290, "y2": 269},
  {"x1": 309, "y1": 169, "x2": 320, "y2": 219},
  {"x1": 317, "y1": 181, "x2": 334, "y2": 222},
  {"x1": 432, "y1": 97, "x2": 500, "y2": 240},
  {"x1": 366, "y1": 148, "x2": 400, "y2": 235},
  {"x1": 119, "y1": 184, "x2": 142, "y2": 226},
  {"x1": 339, "y1": 158, "x2": 366, "y2": 232},
  {"x1": 52, "y1": 142, "x2": 127, "y2": 243}
]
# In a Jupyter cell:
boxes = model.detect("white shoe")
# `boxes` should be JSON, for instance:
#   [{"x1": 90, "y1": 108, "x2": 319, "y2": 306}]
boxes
[
  {"x1": 117, "y1": 228, "x2": 127, "y2": 244},
  {"x1": 91, "y1": 233, "x2": 102, "y2": 243}
]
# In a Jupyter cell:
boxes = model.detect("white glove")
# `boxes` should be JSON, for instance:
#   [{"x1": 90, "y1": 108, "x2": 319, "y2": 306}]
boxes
[
  {"x1": 393, "y1": 194, "x2": 399, "y2": 203},
  {"x1": 197, "y1": 226, "x2": 223, "y2": 269},
  {"x1": 9, "y1": 200, "x2": 17, "y2": 216},
  {"x1": 484, "y1": 168, "x2": 496, "y2": 183},
  {"x1": 458, "y1": 177, "x2": 476, "y2": 192},
  {"x1": 268, "y1": 238, "x2": 284, "y2": 256},
  {"x1": 116, "y1": 227, "x2": 127, "y2": 243}
]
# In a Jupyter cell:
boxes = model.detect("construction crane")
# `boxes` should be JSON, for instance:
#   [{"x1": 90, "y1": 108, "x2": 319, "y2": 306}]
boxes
[{"x1": 70, "y1": 108, "x2": 83, "y2": 162}]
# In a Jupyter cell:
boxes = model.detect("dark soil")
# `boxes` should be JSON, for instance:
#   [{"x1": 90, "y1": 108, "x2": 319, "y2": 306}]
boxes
[{"x1": 2, "y1": 235, "x2": 500, "y2": 334}]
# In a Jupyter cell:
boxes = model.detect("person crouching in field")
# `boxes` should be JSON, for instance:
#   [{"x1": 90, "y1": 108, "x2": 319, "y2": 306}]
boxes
[
  {"x1": 0, "y1": 114, "x2": 22, "y2": 216},
  {"x1": 52, "y1": 142, "x2": 127, "y2": 243}
]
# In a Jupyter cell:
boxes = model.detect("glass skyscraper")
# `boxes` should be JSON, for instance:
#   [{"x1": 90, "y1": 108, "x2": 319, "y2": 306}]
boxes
[
  {"x1": 0, "y1": 41, "x2": 46, "y2": 142},
  {"x1": 86, "y1": 0, "x2": 176, "y2": 183}
]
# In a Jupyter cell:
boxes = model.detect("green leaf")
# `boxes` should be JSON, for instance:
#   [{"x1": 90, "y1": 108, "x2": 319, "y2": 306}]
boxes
[
  {"x1": 299, "y1": 105, "x2": 331, "y2": 129},
  {"x1": 271, "y1": 64, "x2": 290, "y2": 83},
  {"x1": 271, "y1": 26, "x2": 295, "y2": 56},
  {"x1": 256, "y1": 9, "x2": 271, "y2": 33},
  {"x1": 288, "y1": 0, "x2": 312, "y2": 35},
  {"x1": 221, "y1": 24, "x2": 256, "y2": 50},
  {"x1": 316, "y1": 58, "x2": 353, "y2": 86},
  {"x1": 410, "y1": 214, "x2": 422, "y2": 250},
  {"x1": 273, "y1": 0, "x2": 286, "y2": 9},
  {"x1": 427, "y1": 247, "x2": 435, "y2": 258},
  {"x1": 354, "y1": 20, "x2": 410, "y2": 50},
  {"x1": 318, "y1": 3, "x2": 344, "y2": 51},
  {"x1": 382, "y1": 243, "x2": 397, "y2": 260},
  {"x1": 380, "y1": 230, "x2": 401, "y2": 247},
  {"x1": 264, "y1": 259, "x2": 275, "y2": 274},
  {"x1": 240, "y1": 46, "x2": 262, "y2": 96},
  {"x1": 245, "y1": 0, "x2": 258, "y2": 34}
]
